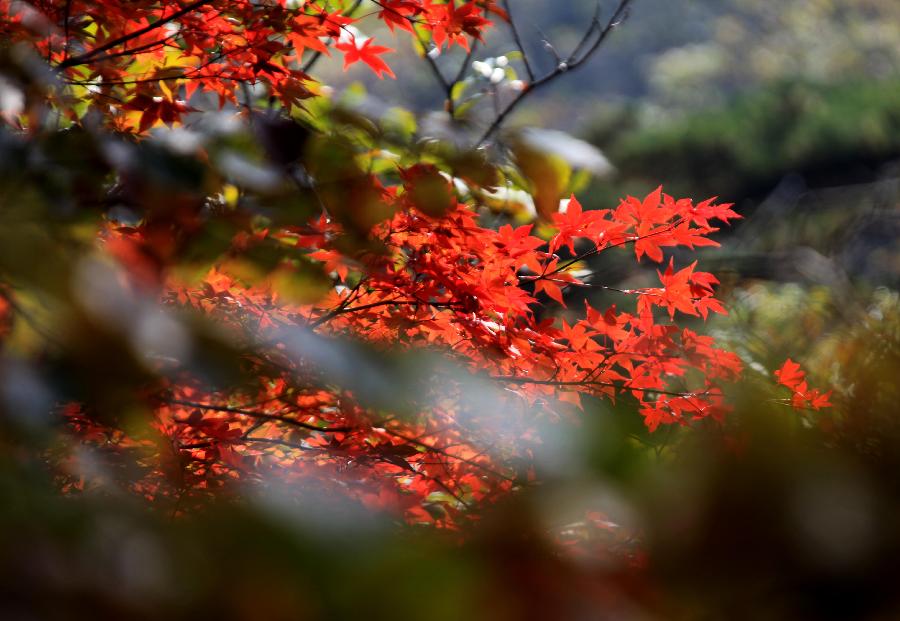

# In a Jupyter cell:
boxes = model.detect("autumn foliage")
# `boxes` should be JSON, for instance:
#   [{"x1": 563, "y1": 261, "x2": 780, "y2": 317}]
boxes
[{"x1": 0, "y1": 0, "x2": 831, "y2": 529}]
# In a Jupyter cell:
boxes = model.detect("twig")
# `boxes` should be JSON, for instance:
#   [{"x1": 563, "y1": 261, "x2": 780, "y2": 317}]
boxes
[
  {"x1": 62, "y1": 0, "x2": 72, "y2": 61},
  {"x1": 57, "y1": 0, "x2": 214, "y2": 69},
  {"x1": 447, "y1": 39, "x2": 479, "y2": 117},
  {"x1": 501, "y1": 0, "x2": 535, "y2": 81},
  {"x1": 301, "y1": 0, "x2": 365, "y2": 74},
  {"x1": 165, "y1": 398, "x2": 355, "y2": 433},
  {"x1": 451, "y1": 38, "x2": 479, "y2": 86},
  {"x1": 568, "y1": 0, "x2": 605, "y2": 63},
  {"x1": 477, "y1": 0, "x2": 633, "y2": 145},
  {"x1": 488, "y1": 375, "x2": 721, "y2": 399},
  {"x1": 308, "y1": 298, "x2": 462, "y2": 329},
  {"x1": 521, "y1": 216, "x2": 689, "y2": 284}
]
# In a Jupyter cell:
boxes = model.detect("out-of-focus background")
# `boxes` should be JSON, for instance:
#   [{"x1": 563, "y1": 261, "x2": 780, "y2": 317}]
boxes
[{"x1": 3, "y1": 1, "x2": 900, "y2": 619}]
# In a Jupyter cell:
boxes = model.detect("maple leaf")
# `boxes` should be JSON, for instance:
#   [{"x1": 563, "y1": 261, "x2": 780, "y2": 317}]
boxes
[
  {"x1": 378, "y1": 0, "x2": 424, "y2": 32},
  {"x1": 640, "y1": 403, "x2": 675, "y2": 433},
  {"x1": 656, "y1": 259, "x2": 701, "y2": 318},
  {"x1": 773, "y1": 359, "x2": 833, "y2": 412},
  {"x1": 122, "y1": 95, "x2": 196, "y2": 134},
  {"x1": 559, "y1": 320, "x2": 598, "y2": 351},
  {"x1": 585, "y1": 302, "x2": 631, "y2": 342},
  {"x1": 429, "y1": 1, "x2": 492, "y2": 50},
  {"x1": 476, "y1": 0, "x2": 509, "y2": 21},
  {"x1": 534, "y1": 279, "x2": 566, "y2": 307},
  {"x1": 494, "y1": 224, "x2": 544, "y2": 273},
  {"x1": 809, "y1": 389, "x2": 833, "y2": 410},
  {"x1": 774, "y1": 358, "x2": 805, "y2": 391},
  {"x1": 686, "y1": 197, "x2": 742, "y2": 227},
  {"x1": 550, "y1": 194, "x2": 594, "y2": 254},
  {"x1": 286, "y1": 29, "x2": 331, "y2": 57},
  {"x1": 336, "y1": 36, "x2": 396, "y2": 79}
]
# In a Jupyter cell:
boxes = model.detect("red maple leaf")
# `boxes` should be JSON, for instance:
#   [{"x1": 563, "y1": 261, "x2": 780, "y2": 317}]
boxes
[
  {"x1": 429, "y1": 1, "x2": 491, "y2": 50},
  {"x1": 774, "y1": 358, "x2": 805, "y2": 391},
  {"x1": 336, "y1": 36, "x2": 396, "y2": 79},
  {"x1": 378, "y1": 0, "x2": 424, "y2": 33}
]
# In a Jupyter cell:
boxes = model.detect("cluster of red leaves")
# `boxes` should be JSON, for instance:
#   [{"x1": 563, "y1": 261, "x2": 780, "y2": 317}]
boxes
[
  {"x1": 379, "y1": 0, "x2": 506, "y2": 47},
  {"x1": 3, "y1": 0, "x2": 831, "y2": 527},
  {"x1": 774, "y1": 358, "x2": 833, "y2": 411},
  {"x1": 63, "y1": 183, "x2": 754, "y2": 525},
  {"x1": 0, "y1": 0, "x2": 500, "y2": 131},
  {"x1": 290, "y1": 187, "x2": 745, "y2": 430}
]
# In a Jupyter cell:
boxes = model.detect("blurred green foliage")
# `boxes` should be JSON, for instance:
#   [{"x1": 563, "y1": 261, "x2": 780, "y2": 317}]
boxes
[{"x1": 587, "y1": 79, "x2": 900, "y2": 203}]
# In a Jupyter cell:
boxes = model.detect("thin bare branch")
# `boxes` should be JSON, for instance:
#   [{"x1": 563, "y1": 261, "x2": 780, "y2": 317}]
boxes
[
  {"x1": 477, "y1": 0, "x2": 634, "y2": 145},
  {"x1": 489, "y1": 375, "x2": 722, "y2": 399},
  {"x1": 501, "y1": 0, "x2": 535, "y2": 81},
  {"x1": 568, "y1": 0, "x2": 605, "y2": 63}
]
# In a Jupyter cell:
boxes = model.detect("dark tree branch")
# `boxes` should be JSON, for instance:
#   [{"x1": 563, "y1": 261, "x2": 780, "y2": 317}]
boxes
[
  {"x1": 165, "y1": 398, "x2": 356, "y2": 433},
  {"x1": 519, "y1": 217, "x2": 688, "y2": 284},
  {"x1": 420, "y1": 40, "x2": 452, "y2": 92},
  {"x1": 568, "y1": 0, "x2": 605, "y2": 63},
  {"x1": 380, "y1": 427, "x2": 518, "y2": 483},
  {"x1": 451, "y1": 38, "x2": 479, "y2": 86},
  {"x1": 69, "y1": 32, "x2": 181, "y2": 68},
  {"x1": 477, "y1": 0, "x2": 633, "y2": 145},
  {"x1": 489, "y1": 375, "x2": 722, "y2": 399},
  {"x1": 241, "y1": 436, "x2": 321, "y2": 451},
  {"x1": 501, "y1": 0, "x2": 535, "y2": 81},
  {"x1": 447, "y1": 39, "x2": 479, "y2": 117},
  {"x1": 308, "y1": 298, "x2": 463, "y2": 329},
  {"x1": 573, "y1": 0, "x2": 632, "y2": 65},
  {"x1": 57, "y1": 0, "x2": 214, "y2": 69}
]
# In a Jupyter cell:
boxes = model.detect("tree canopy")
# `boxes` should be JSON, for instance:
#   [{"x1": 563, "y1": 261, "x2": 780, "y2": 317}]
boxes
[{"x1": 0, "y1": 0, "x2": 834, "y2": 529}]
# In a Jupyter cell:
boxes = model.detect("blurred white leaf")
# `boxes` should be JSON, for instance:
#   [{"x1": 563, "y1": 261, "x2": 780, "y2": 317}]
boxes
[{"x1": 516, "y1": 127, "x2": 615, "y2": 177}]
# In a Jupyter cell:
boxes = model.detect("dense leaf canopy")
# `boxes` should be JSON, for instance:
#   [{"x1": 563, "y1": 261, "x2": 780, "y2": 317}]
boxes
[{"x1": 0, "y1": 0, "x2": 830, "y2": 533}]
